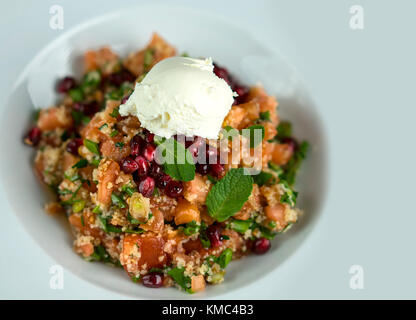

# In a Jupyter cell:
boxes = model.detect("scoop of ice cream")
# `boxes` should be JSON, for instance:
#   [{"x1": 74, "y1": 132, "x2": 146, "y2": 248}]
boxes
[{"x1": 119, "y1": 57, "x2": 234, "y2": 139}]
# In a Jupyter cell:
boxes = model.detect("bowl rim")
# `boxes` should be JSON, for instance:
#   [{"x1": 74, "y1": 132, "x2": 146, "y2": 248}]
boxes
[{"x1": 1, "y1": 3, "x2": 330, "y2": 299}]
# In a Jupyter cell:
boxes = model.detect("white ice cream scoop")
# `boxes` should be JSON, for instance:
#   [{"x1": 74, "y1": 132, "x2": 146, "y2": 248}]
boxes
[{"x1": 119, "y1": 56, "x2": 235, "y2": 139}]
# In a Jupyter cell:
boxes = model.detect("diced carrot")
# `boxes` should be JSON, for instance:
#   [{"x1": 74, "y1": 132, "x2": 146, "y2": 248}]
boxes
[
  {"x1": 271, "y1": 143, "x2": 294, "y2": 165},
  {"x1": 265, "y1": 204, "x2": 285, "y2": 222},
  {"x1": 263, "y1": 122, "x2": 277, "y2": 141},
  {"x1": 80, "y1": 243, "x2": 94, "y2": 257},
  {"x1": 121, "y1": 234, "x2": 167, "y2": 275},
  {"x1": 191, "y1": 275, "x2": 206, "y2": 292},
  {"x1": 96, "y1": 159, "x2": 120, "y2": 206},
  {"x1": 37, "y1": 106, "x2": 73, "y2": 131},
  {"x1": 141, "y1": 208, "x2": 164, "y2": 233},
  {"x1": 238, "y1": 100, "x2": 260, "y2": 127},
  {"x1": 222, "y1": 106, "x2": 247, "y2": 130},
  {"x1": 174, "y1": 199, "x2": 200, "y2": 225},
  {"x1": 62, "y1": 152, "x2": 79, "y2": 171},
  {"x1": 183, "y1": 174, "x2": 210, "y2": 205}
]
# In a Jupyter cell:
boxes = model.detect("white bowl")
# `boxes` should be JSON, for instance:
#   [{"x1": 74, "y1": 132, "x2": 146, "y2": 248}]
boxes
[{"x1": 0, "y1": 4, "x2": 328, "y2": 299}]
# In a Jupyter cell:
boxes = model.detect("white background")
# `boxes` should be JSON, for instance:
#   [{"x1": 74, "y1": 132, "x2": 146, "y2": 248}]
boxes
[{"x1": 0, "y1": 0, "x2": 415, "y2": 299}]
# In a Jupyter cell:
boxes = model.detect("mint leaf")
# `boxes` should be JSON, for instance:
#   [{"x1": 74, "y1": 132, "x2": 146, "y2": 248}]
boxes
[
  {"x1": 167, "y1": 267, "x2": 193, "y2": 293},
  {"x1": 276, "y1": 121, "x2": 292, "y2": 139},
  {"x1": 72, "y1": 159, "x2": 88, "y2": 169},
  {"x1": 206, "y1": 168, "x2": 253, "y2": 222},
  {"x1": 241, "y1": 125, "x2": 265, "y2": 148},
  {"x1": 259, "y1": 111, "x2": 271, "y2": 121},
  {"x1": 154, "y1": 137, "x2": 195, "y2": 182}
]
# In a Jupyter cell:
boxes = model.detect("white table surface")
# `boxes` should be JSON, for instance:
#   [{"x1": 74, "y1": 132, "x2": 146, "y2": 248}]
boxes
[{"x1": 1, "y1": 0, "x2": 415, "y2": 299}]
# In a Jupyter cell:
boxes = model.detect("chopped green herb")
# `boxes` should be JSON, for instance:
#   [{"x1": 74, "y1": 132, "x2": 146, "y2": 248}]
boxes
[
  {"x1": 180, "y1": 221, "x2": 200, "y2": 236},
  {"x1": 83, "y1": 139, "x2": 100, "y2": 155},
  {"x1": 217, "y1": 248, "x2": 233, "y2": 269},
  {"x1": 92, "y1": 205, "x2": 102, "y2": 214},
  {"x1": 268, "y1": 221, "x2": 277, "y2": 229},
  {"x1": 80, "y1": 215, "x2": 85, "y2": 226},
  {"x1": 111, "y1": 193, "x2": 127, "y2": 209},
  {"x1": 109, "y1": 107, "x2": 119, "y2": 118},
  {"x1": 71, "y1": 110, "x2": 90, "y2": 126},
  {"x1": 278, "y1": 180, "x2": 298, "y2": 207},
  {"x1": 143, "y1": 49, "x2": 154, "y2": 69},
  {"x1": 167, "y1": 267, "x2": 193, "y2": 293},
  {"x1": 260, "y1": 111, "x2": 271, "y2": 121},
  {"x1": 276, "y1": 121, "x2": 292, "y2": 139},
  {"x1": 99, "y1": 123, "x2": 108, "y2": 130},
  {"x1": 72, "y1": 159, "x2": 88, "y2": 169},
  {"x1": 110, "y1": 130, "x2": 119, "y2": 137},
  {"x1": 281, "y1": 141, "x2": 309, "y2": 186},
  {"x1": 81, "y1": 70, "x2": 101, "y2": 95},
  {"x1": 69, "y1": 88, "x2": 84, "y2": 102},
  {"x1": 230, "y1": 219, "x2": 252, "y2": 234},
  {"x1": 121, "y1": 184, "x2": 136, "y2": 197},
  {"x1": 268, "y1": 162, "x2": 284, "y2": 177},
  {"x1": 115, "y1": 142, "x2": 125, "y2": 150}
]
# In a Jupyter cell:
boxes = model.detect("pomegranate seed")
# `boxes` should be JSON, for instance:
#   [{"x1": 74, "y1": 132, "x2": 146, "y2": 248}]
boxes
[
  {"x1": 130, "y1": 135, "x2": 144, "y2": 157},
  {"x1": 143, "y1": 144, "x2": 156, "y2": 161},
  {"x1": 121, "y1": 156, "x2": 139, "y2": 174},
  {"x1": 207, "y1": 224, "x2": 222, "y2": 248},
  {"x1": 73, "y1": 101, "x2": 99, "y2": 116},
  {"x1": 252, "y1": 238, "x2": 271, "y2": 255},
  {"x1": 142, "y1": 272, "x2": 164, "y2": 288},
  {"x1": 150, "y1": 162, "x2": 163, "y2": 178},
  {"x1": 188, "y1": 137, "x2": 205, "y2": 162},
  {"x1": 108, "y1": 69, "x2": 135, "y2": 87},
  {"x1": 210, "y1": 163, "x2": 224, "y2": 177},
  {"x1": 196, "y1": 163, "x2": 209, "y2": 175},
  {"x1": 156, "y1": 174, "x2": 172, "y2": 189},
  {"x1": 138, "y1": 177, "x2": 155, "y2": 197},
  {"x1": 146, "y1": 132, "x2": 155, "y2": 143},
  {"x1": 206, "y1": 146, "x2": 218, "y2": 164},
  {"x1": 24, "y1": 127, "x2": 42, "y2": 146},
  {"x1": 165, "y1": 181, "x2": 183, "y2": 198},
  {"x1": 280, "y1": 137, "x2": 298, "y2": 151},
  {"x1": 121, "y1": 94, "x2": 130, "y2": 104},
  {"x1": 233, "y1": 85, "x2": 249, "y2": 104},
  {"x1": 66, "y1": 138, "x2": 83, "y2": 155},
  {"x1": 213, "y1": 64, "x2": 231, "y2": 84},
  {"x1": 135, "y1": 156, "x2": 150, "y2": 177},
  {"x1": 57, "y1": 76, "x2": 76, "y2": 93}
]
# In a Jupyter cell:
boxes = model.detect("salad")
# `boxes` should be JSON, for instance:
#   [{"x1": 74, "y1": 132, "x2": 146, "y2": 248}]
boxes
[{"x1": 24, "y1": 33, "x2": 308, "y2": 293}]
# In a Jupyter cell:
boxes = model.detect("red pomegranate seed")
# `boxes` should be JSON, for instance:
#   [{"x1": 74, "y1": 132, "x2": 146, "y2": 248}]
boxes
[
  {"x1": 24, "y1": 127, "x2": 42, "y2": 146},
  {"x1": 150, "y1": 162, "x2": 163, "y2": 178},
  {"x1": 135, "y1": 156, "x2": 150, "y2": 177},
  {"x1": 66, "y1": 138, "x2": 83, "y2": 155},
  {"x1": 233, "y1": 85, "x2": 249, "y2": 104},
  {"x1": 121, "y1": 156, "x2": 139, "y2": 174},
  {"x1": 165, "y1": 181, "x2": 183, "y2": 198},
  {"x1": 146, "y1": 132, "x2": 155, "y2": 143},
  {"x1": 196, "y1": 163, "x2": 209, "y2": 175},
  {"x1": 207, "y1": 224, "x2": 222, "y2": 248},
  {"x1": 156, "y1": 174, "x2": 172, "y2": 189},
  {"x1": 143, "y1": 144, "x2": 156, "y2": 162},
  {"x1": 108, "y1": 69, "x2": 135, "y2": 87},
  {"x1": 73, "y1": 101, "x2": 99, "y2": 116},
  {"x1": 252, "y1": 238, "x2": 271, "y2": 255},
  {"x1": 57, "y1": 76, "x2": 76, "y2": 93},
  {"x1": 187, "y1": 137, "x2": 205, "y2": 162},
  {"x1": 280, "y1": 137, "x2": 298, "y2": 151},
  {"x1": 138, "y1": 177, "x2": 155, "y2": 197},
  {"x1": 213, "y1": 64, "x2": 231, "y2": 84},
  {"x1": 206, "y1": 146, "x2": 218, "y2": 164},
  {"x1": 210, "y1": 163, "x2": 224, "y2": 177},
  {"x1": 142, "y1": 272, "x2": 164, "y2": 288},
  {"x1": 130, "y1": 135, "x2": 144, "y2": 157}
]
